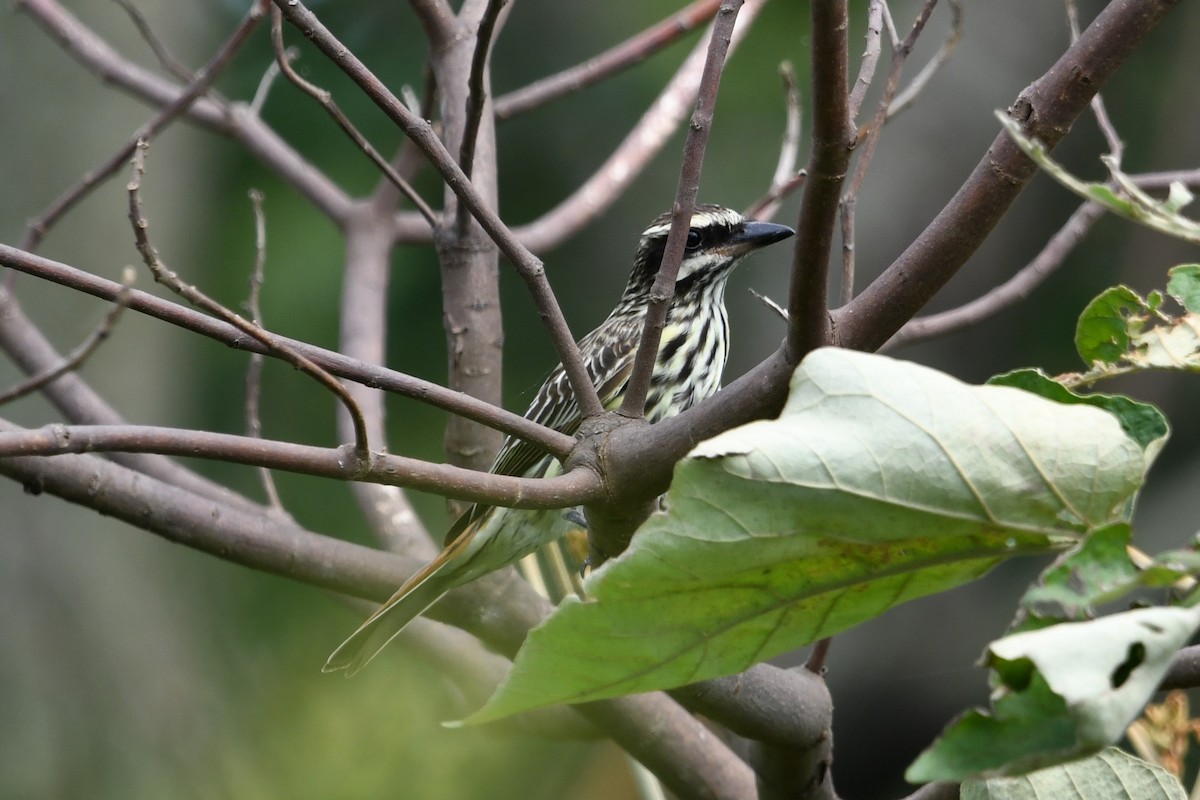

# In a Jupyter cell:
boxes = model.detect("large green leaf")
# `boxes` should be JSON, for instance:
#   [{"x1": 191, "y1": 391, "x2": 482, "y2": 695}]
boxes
[{"x1": 468, "y1": 349, "x2": 1148, "y2": 724}]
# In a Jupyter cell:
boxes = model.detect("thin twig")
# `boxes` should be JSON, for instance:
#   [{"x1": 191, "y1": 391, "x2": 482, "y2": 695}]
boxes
[
  {"x1": 272, "y1": 0, "x2": 603, "y2": 420},
  {"x1": 886, "y1": 169, "x2": 1200, "y2": 348},
  {"x1": 0, "y1": 269, "x2": 136, "y2": 406},
  {"x1": 744, "y1": 171, "x2": 807, "y2": 220},
  {"x1": 19, "y1": 0, "x2": 267, "y2": 254},
  {"x1": 127, "y1": 141, "x2": 372, "y2": 455},
  {"x1": 371, "y1": 69, "x2": 437, "y2": 214},
  {"x1": 407, "y1": 0, "x2": 456, "y2": 45},
  {"x1": 111, "y1": 0, "x2": 195, "y2": 83},
  {"x1": 1066, "y1": 0, "x2": 1124, "y2": 162},
  {"x1": 0, "y1": 286, "x2": 266, "y2": 512},
  {"x1": 493, "y1": 0, "x2": 722, "y2": 120},
  {"x1": 249, "y1": 47, "x2": 288, "y2": 115},
  {"x1": 618, "y1": 0, "x2": 744, "y2": 419},
  {"x1": 878, "y1": 0, "x2": 902, "y2": 50},
  {"x1": 836, "y1": 0, "x2": 1181, "y2": 353},
  {"x1": 243, "y1": 189, "x2": 288, "y2": 514},
  {"x1": 457, "y1": 0, "x2": 505, "y2": 187},
  {"x1": 268, "y1": 7, "x2": 436, "y2": 226},
  {"x1": 17, "y1": 0, "x2": 357, "y2": 226},
  {"x1": 511, "y1": 0, "x2": 767, "y2": 254},
  {"x1": 747, "y1": 61, "x2": 804, "y2": 222},
  {"x1": 772, "y1": 63, "x2": 803, "y2": 190},
  {"x1": 841, "y1": 0, "x2": 940, "y2": 304},
  {"x1": 0, "y1": 242, "x2": 575, "y2": 458},
  {"x1": 847, "y1": 0, "x2": 885, "y2": 124},
  {"x1": 887, "y1": 0, "x2": 962, "y2": 119}
]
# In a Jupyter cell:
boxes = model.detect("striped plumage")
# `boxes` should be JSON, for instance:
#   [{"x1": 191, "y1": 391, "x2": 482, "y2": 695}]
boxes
[{"x1": 325, "y1": 205, "x2": 793, "y2": 674}]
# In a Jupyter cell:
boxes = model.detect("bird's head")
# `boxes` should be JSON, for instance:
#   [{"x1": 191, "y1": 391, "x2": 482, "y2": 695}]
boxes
[{"x1": 625, "y1": 204, "x2": 794, "y2": 301}]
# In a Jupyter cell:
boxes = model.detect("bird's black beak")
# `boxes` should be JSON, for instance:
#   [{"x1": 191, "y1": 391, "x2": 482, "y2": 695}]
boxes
[{"x1": 729, "y1": 220, "x2": 795, "y2": 255}]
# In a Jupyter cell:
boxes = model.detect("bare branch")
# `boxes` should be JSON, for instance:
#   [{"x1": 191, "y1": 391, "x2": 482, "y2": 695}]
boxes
[
  {"x1": 0, "y1": 439, "x2": 753, "y2": 799},
  {"x1": 0, "y1": 243, "x2": 575, "y2": 458},
  {"x1": 785, "y1": 0, "x2": 850, "y2": 359},
  {"x1": 1066, "y1": 0, "x2": 1123, "y2": 162},
  {"x1": 267, "y1": 7, "x2": 436, "y2": 225},
  {"x1": 0, "y1": 269, "x2": 134, "y2": 406},
  {"x1": 746, "y1": 62, "x2": 805, "y2": 222},
  {"x1": 249, "y1": 47, "x2": 287, "y2": 115},
  {"x1": 836, "y1": 0, "x2": 1182, "y2": 353},
  {"x1": 493, "y1": 0, "x2": 722, "y2": 121},
  {"x1": 111, "y1": 0, "x2": 195, "y2": 82},
  {"x1": 338, "y1": 217, "x2": 430, "y2": 552},
  {"x1": 272, "y1": 0, "x2": 604, "y2": 420},
  {"x1": 847, "y1": 0, "x2": 885, "y2": 124},
  {"x1": 127, "y1": 142, "x2": 373, "y2": 455},
  {"x1": 618, "y1": 0, "x2": 744, "y2": 420},
  {"x1": 772, "y1": 63, "x2": 804, "y2": 191},
  {"x1": 407, "y1": 0, "x2": 456, "y2": 46},
  {"x1": 511, "y1": 0, "x2": 767, "y2": 254},
  {"x1": 242, "y1": 189, "x2": 287, "y2": 514},
  {"x1": 888, "y1": 201, "x2": 1107, "y2": 349},
  {"x1": 878, "y1": 0, "x2": 902, "y2": 50},
  {"x1": 19, "y1": 0, "x2": 267, "y2": 253},
  {"x1": 16, "y1": 0, "x2": 357, "y2": 225},
  {"x1": 841, "y1": 0, "x2": 940, "y2": 304},
  {"x1": 603, "y1": 0, "x2": 1183, "y2": 521},
  {"x1": 0, "y1": 423, "x2": 602, "y2": 509},
  {"x1": 744, "y1": 170, "x2": 808, "y2": 221},
  {"x1": 887, "y1": 0, "x2": 962, "y2": 119},
  {"x1": 0, "y1": 286, "x2": 263, "y2": 511},
  {"x1": 577, "y1": 697, "x2": 756, "y2": 800},
  {"x1": 886, "y1": 169, "x2": 1200, "y2": 348},
  {"x1": 370, "y1": 68, "x2": 438, "y2": 212},
  {"x1": 457, "y1": 0, "x2": 505, "y2": 187}
]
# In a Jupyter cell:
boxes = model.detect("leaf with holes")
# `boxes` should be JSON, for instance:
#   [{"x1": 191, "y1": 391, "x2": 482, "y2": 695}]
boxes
[
  {"x1": 465, "y1": 349, "x2": 1148, "y2": 724},
  {"x1": 1070, "y1": 270, "x2": 1200, "y2": 384},
  {"x1": 908, "y1": 606, "x2": 1200, "y2": 781}
]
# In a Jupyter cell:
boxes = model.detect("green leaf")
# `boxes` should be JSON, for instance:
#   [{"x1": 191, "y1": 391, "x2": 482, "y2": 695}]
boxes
[
  {"x1": 988, "y1": 369, "x2": 1168, "y2": 459},
  {"x1": 959, "y1": 747, "x2": 1186, "y2": 800},
  {"x1": 907, "y1": 606, "x2": 1200, "y2": 781},
  {"x1": 1066, "y1": 282, "x2": 1200, "y2": 387},
  {"x1": 1075, "y1": 286, "x2": 1148, "y2": 366},
  {"x1": 467, "y1": 349, "x2": 1148, "y2": 724},
  {"x1": 1009, "y1": 524, "x2": 1139, "y2": 633},
  {"x1": 1166, "y1": 264, "x2": 1200, "y2": 313},
  {"x1": 996, "y1": 111, "x2": 1200, "y2": 244}
]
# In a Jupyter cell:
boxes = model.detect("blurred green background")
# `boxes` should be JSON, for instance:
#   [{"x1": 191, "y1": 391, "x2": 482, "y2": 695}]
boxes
[{"x1": 1, "y1": 1, "x2": 1198, "y2": 797}]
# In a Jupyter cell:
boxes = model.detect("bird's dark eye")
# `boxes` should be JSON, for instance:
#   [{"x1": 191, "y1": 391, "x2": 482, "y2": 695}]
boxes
[{"x1": 685, "y1": 229, "x2": 702, "y2": 250}]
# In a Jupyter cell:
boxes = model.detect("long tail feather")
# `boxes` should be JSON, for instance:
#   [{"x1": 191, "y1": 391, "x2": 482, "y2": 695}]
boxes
[{"x1": 323, "y1": 531, "x2": 477, "y2": 675}]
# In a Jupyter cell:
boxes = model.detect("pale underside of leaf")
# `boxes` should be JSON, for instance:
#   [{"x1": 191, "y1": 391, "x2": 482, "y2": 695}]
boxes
[{"x1": 468, "y1": 349, "x2": 1147, "y2": 724}]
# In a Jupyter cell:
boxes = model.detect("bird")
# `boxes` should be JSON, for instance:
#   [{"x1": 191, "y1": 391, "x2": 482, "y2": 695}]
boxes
[{"x1": 324, "y1": 204, "x2": 794, "y2": 674}]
